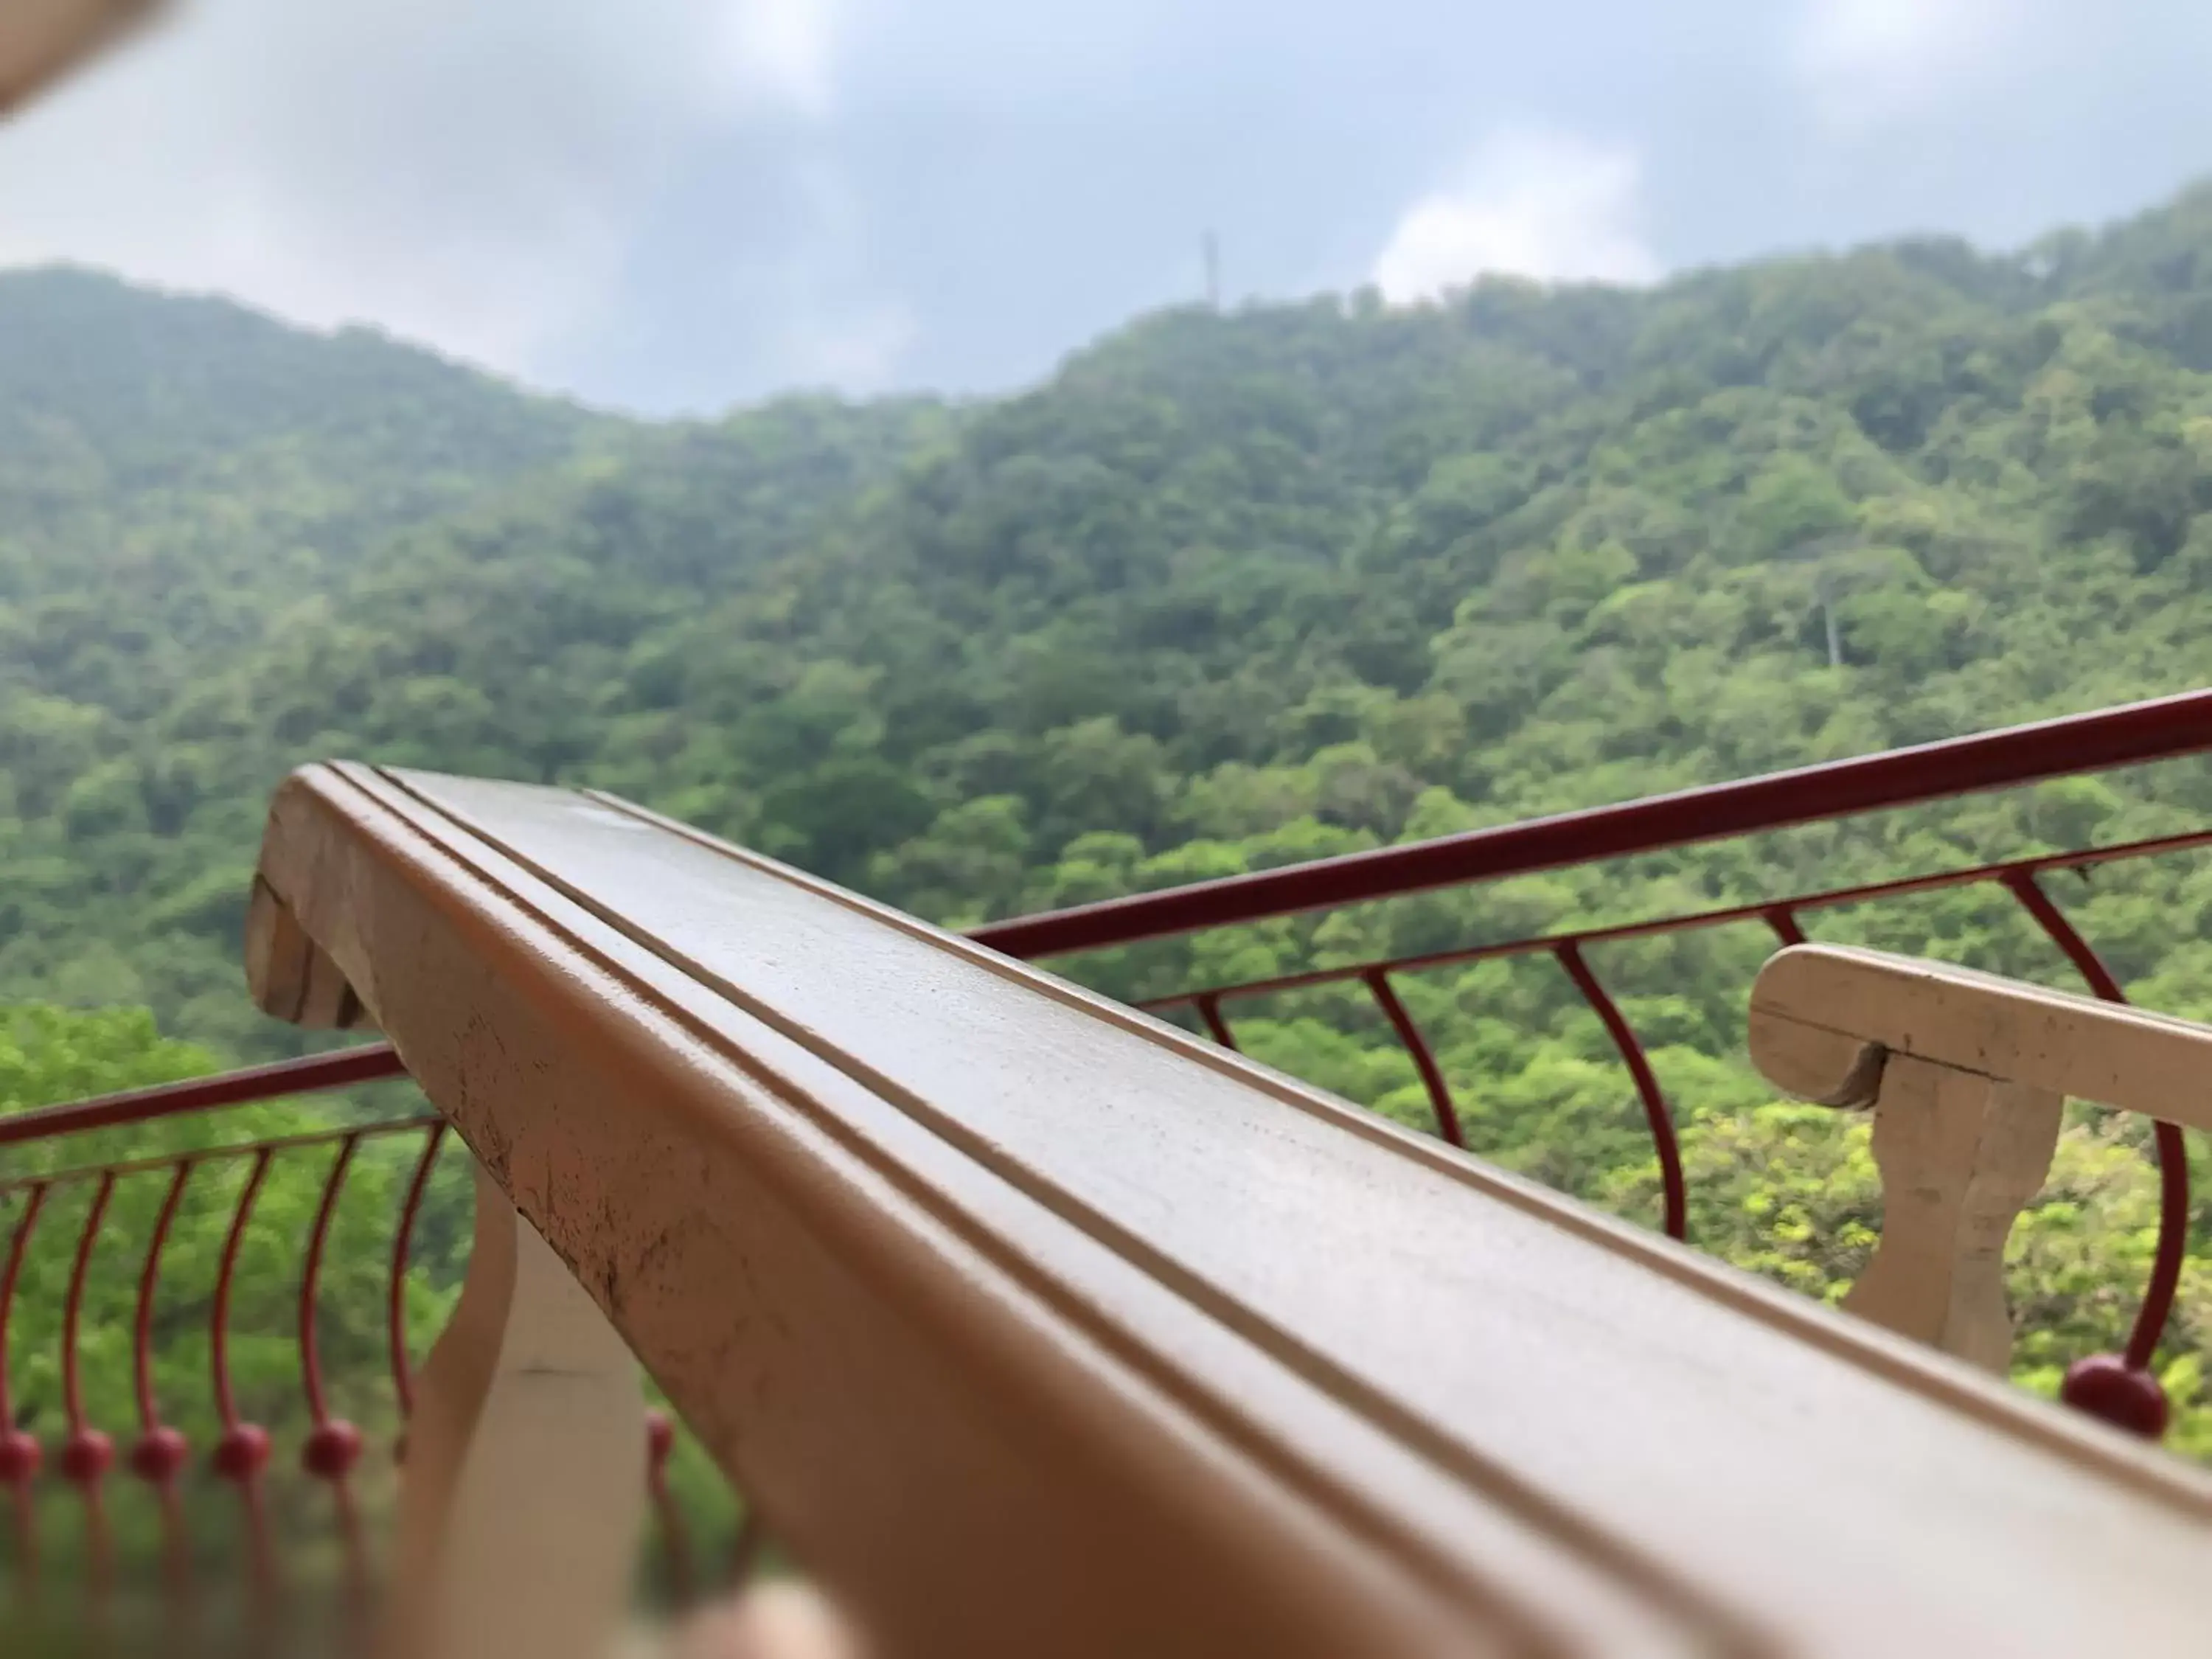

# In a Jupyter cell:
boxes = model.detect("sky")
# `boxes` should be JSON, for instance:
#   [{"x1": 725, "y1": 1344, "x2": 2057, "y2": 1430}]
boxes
[{"x1": 3, "y1": 0, "x2": 2211, "y2": 416}]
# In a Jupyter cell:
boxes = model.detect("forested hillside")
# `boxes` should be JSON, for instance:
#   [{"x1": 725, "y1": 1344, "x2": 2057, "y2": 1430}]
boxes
[
  {"x1": 8, "y1": 187, "x2": 2212, "y2": 1452},
  {"x1": 0, "y1": 268, "x2": 944, "y2": 1040}
]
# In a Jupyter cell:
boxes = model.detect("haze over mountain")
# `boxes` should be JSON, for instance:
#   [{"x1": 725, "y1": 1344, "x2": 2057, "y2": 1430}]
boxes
[{"x1": 4, "y1": 0, "x2": 2209, "y2": 410}]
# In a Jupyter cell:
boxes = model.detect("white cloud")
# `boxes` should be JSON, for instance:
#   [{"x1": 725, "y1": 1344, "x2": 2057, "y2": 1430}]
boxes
[
  {"x1": 1792, "y1": 0, "x2": 2017, "y2": 129},
  {"x1": 1370, "y1": 130, "x2": 1659, "y2": 304},
  {"x1": 0, "y1": 0, "x2": 863, "y2": 390},
  {"x1": 717, "y1": 0, "x2": 841, "y2": 119}
]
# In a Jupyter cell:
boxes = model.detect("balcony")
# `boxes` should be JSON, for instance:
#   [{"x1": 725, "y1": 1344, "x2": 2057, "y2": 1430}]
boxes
[{"x1": 4, "y1": 689, "x2": 2212, "y2": 1654}]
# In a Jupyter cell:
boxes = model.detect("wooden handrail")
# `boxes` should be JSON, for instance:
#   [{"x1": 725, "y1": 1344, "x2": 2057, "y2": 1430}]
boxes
[
  {"x1": 249, "y1": 763, "x2": 2212, "y2": 1656},
  {"x1": 0, "y1": 0, "x2": 166, "y2": 116},
  {"x1": 1752, "y1": 943, "x2": 2212, "y2": 1129}
]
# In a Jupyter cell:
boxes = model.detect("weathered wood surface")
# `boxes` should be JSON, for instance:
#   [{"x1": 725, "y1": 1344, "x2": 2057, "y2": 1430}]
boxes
[{"x1": 251, "y1": 765, "x2": 2212, "y2": 1658}]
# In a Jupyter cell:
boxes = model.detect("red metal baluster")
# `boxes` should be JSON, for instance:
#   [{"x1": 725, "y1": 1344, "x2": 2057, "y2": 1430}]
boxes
[
  {"x1": 646, "y1": 1410, "x2": 694, "y2": 1607},
  {"x1": 1360, "y1": 969, "x2": 1464, "y2": 1147},
  {"x1": 299, "y1": 1135, "x2": 362, "y2": 1454},
  {"x1": 1556, "y1": 942, "x2": 1688, "y2": 1242},
  {"x1": 388, "y1": 1122, "x2": 446, "y2": 1437},
  {"x1": 1193, "y1": 993, "x2": 1239, "y2": 1052},
  {"x1": 299, "y1": 1135, "x2": 368, "y2": 1603},
  {"x1": 130, "y1": 1161, "x2": 195, "y2": 1608},
  {"x1": 1, "y1": 1184, "x2": 49, "y2": 1599},
  {"x1": 2003, "y1": 869, "x2": 2185, "y2": 1439},
  {"x1": 1764, "y1": 905, "x2": 1807, "y2": 947},
  {"x1": 209, "y1": 1150, "x2": 276, "y2": 1603},
  {"x1": 60, "y1": 1173, "x2": 117, "y2": 1618}
]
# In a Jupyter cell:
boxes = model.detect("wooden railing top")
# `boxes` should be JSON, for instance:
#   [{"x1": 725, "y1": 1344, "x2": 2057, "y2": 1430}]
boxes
[
  {"x1": 1753, "y1": 943, "x2": 2212, "y2": 1130},
  {"x1": 0, "y1": 0, "x2": 164, "y2": 116},
  {"x1": 248, "y1": 762, "x2": 2212, "y2": 1658}
]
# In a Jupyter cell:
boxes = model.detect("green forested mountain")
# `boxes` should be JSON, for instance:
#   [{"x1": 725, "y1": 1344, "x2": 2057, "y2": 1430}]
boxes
[
  {"x1": 8, "y1": 187, "x2": 2212, "y2": 1453},
  {"x1": 13, "y1": 195, "x2": 2212, "y2": 1040},
  {"x1": 0, "y1": 269, "x2": 943, "y2": 1037},
  {"x1": 0, "y1": 265, "x2": 614, "y2": 642}
]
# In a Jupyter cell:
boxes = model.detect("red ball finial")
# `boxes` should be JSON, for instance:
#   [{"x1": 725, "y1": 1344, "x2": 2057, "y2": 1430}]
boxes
[
  {"x1": 2060, "y1": 1354, "x2": 2169, "y2": 1439},
  {"x1": 211, "y1": 1422, "x2": 272, "y2": 1481},
  {"x1": 0, "y1": 1429, "x2": 41, "y2": 1484},
  {"x1": 60, "y1": 1427, "x2": 114, "y2": 1484},
  {"x1": 129, "y1": 1425, "x2": 190, "y2": 1484},
  {"x1": 303, "y1": 1419, "x2": 365, "y2": 1480}
]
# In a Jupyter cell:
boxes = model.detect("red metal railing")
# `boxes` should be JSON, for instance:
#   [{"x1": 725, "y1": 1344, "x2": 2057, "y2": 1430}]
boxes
[
  {"x1": 0, "y1": 1084, "x2": 722, "y2": 1630},
  {"x1": 3, "y1": 686, "x2": 2210, "y2": 1619},
  {"x1": 0, "y1": 1046, "x2": 410, "y2": 1150},
  {"x1": 973, "y1": 687, "x2": 2212, "y2": 1436},
  {"x1": 1125, "y1": 829, "x2": 2212, "y2": 1400},
  {"x1": 971, "y1": 685, "x2": 2212, "y2": 958}
]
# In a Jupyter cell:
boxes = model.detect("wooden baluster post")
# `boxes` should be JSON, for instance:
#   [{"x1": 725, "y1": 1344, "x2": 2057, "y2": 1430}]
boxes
[
  {"x1": 382, "y1": 1158, "x2": 645, "y2": 1659},
  {"x1": 1843, "y1": 1056, "x2": 2062, "y2": 1374},
  {"x1": 1750, "y1": 948, "x2": 2069, "y2": 1375}
]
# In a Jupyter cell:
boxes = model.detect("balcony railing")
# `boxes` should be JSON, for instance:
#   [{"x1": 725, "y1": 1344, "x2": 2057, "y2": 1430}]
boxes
[
  {"x1": 975, "y1": 687, "x2": 2212, "y2": 1422},
  {"x1": 4, "y1": 686, "x2": 2212, "y2": 1649},
  {"x1": 0, "y1": 1058, "x2": 716, "y2": 1647}
]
